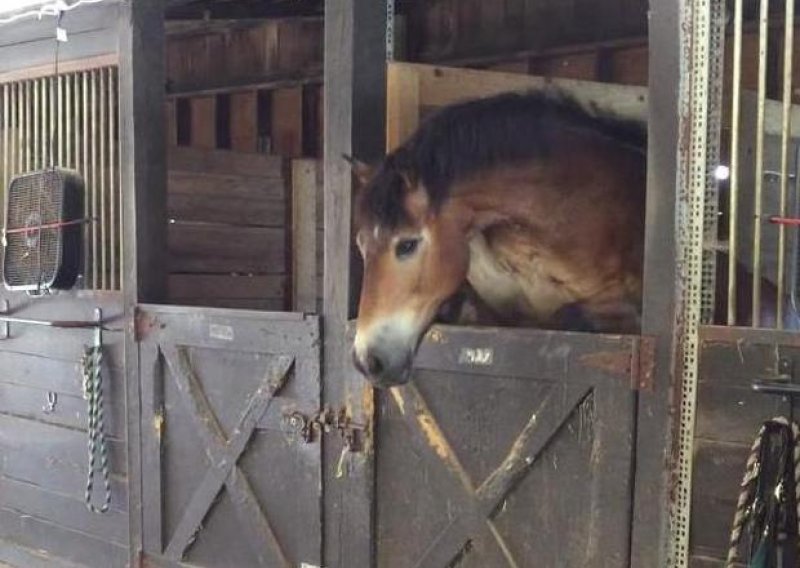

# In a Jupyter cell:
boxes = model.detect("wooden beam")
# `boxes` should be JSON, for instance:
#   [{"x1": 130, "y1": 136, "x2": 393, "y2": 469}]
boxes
[
  {"x1": 322, "y1": 0, "x2": 386, "y2": 565},
  {"x1": 291, "y1": 160, "x2": 319, "y2": 313},
  {"x1": 118, "y1": 0, "x2": 167, "y2": 563},
  {"x1": 630, "y1": 0, "x2": 679, "y2": 566}
]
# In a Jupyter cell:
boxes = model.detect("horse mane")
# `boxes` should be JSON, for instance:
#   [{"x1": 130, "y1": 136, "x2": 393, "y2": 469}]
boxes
[{"x1": 357, "y1": 89, "x2": 647, "y2": 229}]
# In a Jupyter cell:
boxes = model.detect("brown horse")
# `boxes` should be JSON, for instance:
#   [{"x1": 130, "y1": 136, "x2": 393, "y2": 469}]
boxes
[{"x1": 349, "y1": 90, "x2": 790, "y2": 387}]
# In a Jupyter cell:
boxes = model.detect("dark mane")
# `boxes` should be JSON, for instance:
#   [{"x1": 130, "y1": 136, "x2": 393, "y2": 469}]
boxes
[{"x1": 358, "y1": 90, "x2": 647, "y2": 229}]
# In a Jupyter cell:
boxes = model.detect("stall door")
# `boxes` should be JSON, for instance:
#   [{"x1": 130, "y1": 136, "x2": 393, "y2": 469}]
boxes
[
  {"x1": 136, "y1": 305, "x2": 321, "y2": 568},
  {"x1": 375, "y1": 326, "x2": 648, "y2": 568}
]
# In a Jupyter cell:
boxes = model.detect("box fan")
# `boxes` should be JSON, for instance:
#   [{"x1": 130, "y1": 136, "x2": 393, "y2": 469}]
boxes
[{"x1": 2, "y1": 169, "x2": 85, "y2": 292}]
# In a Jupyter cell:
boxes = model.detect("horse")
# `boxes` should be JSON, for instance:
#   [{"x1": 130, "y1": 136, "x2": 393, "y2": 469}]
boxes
[{"x1": 348, "y1": 89, "x2": 791, "y2": 388}]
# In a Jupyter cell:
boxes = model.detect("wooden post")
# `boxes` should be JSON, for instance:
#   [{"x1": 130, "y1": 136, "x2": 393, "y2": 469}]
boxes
[
  {"x1": 323, "y1": 0, "x2": 387, "y2": 565},
  {"x1": 292, "y1": 159, "x2": 319, "y2": 313},
  {"x1": 630, "y1": 0, "x2": 679, "y2": 565},
  {"x1": 119, "y1": 0, "x2": 167, "y2": 563}
]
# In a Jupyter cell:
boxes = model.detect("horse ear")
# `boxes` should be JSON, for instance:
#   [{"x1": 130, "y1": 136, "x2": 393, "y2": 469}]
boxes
[{"x1": 343, "y1": 154, "x2": 373, "y2": 188}]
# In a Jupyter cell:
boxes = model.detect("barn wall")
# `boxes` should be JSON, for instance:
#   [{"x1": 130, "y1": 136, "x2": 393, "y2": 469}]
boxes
[{"x1": 0, "y1": 5, "x2": 128, "y2": 567}]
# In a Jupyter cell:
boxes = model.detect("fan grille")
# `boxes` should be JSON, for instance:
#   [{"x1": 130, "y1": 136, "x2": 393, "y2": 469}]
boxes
[{"x1": 4, "y1": 170, "x2": 65, "y2": 289}]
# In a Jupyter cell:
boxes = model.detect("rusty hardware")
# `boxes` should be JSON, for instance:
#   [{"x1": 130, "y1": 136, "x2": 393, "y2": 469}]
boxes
[
  {"x1": 753, "y1": 356, "x2": 800, "y2": 397},
  {"x1": 284, "y1": 407, "x2": 367, "y2": 452},
  {"x1": 578, "y1": 335, "x2": 656, "y2": 391}
]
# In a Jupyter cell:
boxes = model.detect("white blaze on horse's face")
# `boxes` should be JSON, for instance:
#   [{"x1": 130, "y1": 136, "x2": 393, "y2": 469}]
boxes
[{"x1": 353, "y1": 189, "x2": 471, "y2": 388}]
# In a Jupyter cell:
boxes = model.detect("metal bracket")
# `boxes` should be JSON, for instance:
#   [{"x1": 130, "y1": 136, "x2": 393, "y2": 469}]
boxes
[
  {"x1": 0, "y1": 299, "x2": 110, "y2": 339},
  {"x1": 753, "y1": 356, "x2": 800, "y2": 396},
  {"x1": 579, "y1": 335, "x2": 656, "y2": 391},
  {"x1": 284, "y1": 406, "x2": 367, "y2": 452}
]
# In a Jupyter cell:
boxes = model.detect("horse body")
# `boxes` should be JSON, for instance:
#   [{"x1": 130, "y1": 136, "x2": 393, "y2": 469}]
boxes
[{"x1": 349, "y1": 89, "x2": 791, "y2": 388}]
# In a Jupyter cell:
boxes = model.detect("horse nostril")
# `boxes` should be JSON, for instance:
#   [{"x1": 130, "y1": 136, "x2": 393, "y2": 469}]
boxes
[{"x1": 366, "y1": 352, "x2": 384, "y2": 376}]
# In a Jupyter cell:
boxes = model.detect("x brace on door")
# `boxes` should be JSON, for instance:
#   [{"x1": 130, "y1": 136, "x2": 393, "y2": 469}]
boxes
[
  {"x1": 391, "y1": 382, "x2": 593, "y2": 568},
  {"x1": 160, "y1": 345, "x2": 294, "y2": 567}
]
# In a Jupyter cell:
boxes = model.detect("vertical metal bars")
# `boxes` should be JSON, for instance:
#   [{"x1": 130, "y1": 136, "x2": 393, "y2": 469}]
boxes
[
  {"x1": 0, "y1": 66, "x2": 121, "y2": 291},
  {"x1": 776, "y1": 0, "x2": 796, "y2": 329},
  {"x1": 727, "y1": 0, "x2": 744, "y2": 325}
]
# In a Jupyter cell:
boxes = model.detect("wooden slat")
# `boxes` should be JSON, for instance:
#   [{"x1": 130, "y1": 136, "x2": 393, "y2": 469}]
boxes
[
  {"x1": 168, "y1": 193, "x2": 285, "y2": 227},
  {"x1": 169, "y1": 274, "x2": 286, "y2": 301},
  {"x1": 291, "y1": 160, "x2": 319, "y2": 312},
  {"x1": 168, "y1": 171, "x2": 285, "y2": 200},
  {"x1": 165, "y1": 99, "x2": 177, "y2": 146},
  {"x1": 271, "y1": 87, "x2": 303, "y2": 157},
  {"x1": 0, "y1": 477, "x2": 128, "y2": 546},
  {"x1": 0, "y1": 507, "x2": 127, "y2": 568},
  {"x1": 611, "y1": 45, "x2": 648, "y2": 85},
  {"x1": 0, "y1": 380, "x2": 125, "y2": 439},
  {"x1": 230, "y1": 91, "x2": 258, "y2": 152},
  {"x1": 0, "y1": 537, "x2": 88, "y2": 568},
  {"x1": 190, "y1": 96, "x2": 216, "y2": 149},
  {"x1": 168, "y1": 146, "x2": 283, "y2": 177},
  {"x1": 0, "y1": 413, "x2": 126, "y2": 473},
  {"x1": 168, "y1": 223, "x2": 285, "y2": 272},
  {"x1": 171, "y1": 297, "x2": 285, "y2": 311}
]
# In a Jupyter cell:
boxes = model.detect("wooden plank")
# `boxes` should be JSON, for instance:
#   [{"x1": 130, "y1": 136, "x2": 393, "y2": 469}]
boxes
[
  {"x1": 271, "y1": 87, "x2": 303, "y2": 157},
  {"x1": 0, "y1": 537, "x2": 88, "y2": 568},
  {"x1": 168, "y1": 193, "x2": 286, "y2": 227},
  {"x1": 388, "y1": 62, "x2": 648, "y2": 127},
  {"x1": 0, "y1": 54, "x2": 118, "y2": 85},
  {"x1": 0, "y1": 380, "x2": 125, "y2": 439},
  {"x1": 170, "y1": 297, "x2": 285, "y2": 311},
  {"x1": 168, "y1": 223, "x2": 285, "y2": 270},
  {"x1": 611, "y1": 45, "x2": 649, "y2": 85},
  {"x1": 690, "y1": 440, "x2": 751, "y2": 560},
  {"x1": 168, "y1": 274, "x2": 286, "y2": 301},
  {"x1": 190, "y1": 96, "x2": 217, "y2": 149},
  {"x1": 0, "y1": 507, "x2": 127, "y2": 568},
  {"x1": 529, "y1": 52, "x2": 599, "y2": 81},
  {"x1": 168, "y1": 146, "x2": 283, "y2": 177},
  {"x1": 119, "y1": 1, "x2": 168, "y2": 562},
  {"x1": 230, "y1": 91, "x2": 258, "y2": 152},
  {"x1": 629, "y1": 1, "x2": 679, "y2": 565},
  {"x1": 386, "y1": 64, "x2": 421, "y2": 150},
  {"x1": 140, "y1": 344, "x2": 162, "y2": 556},
  {"x1": 291, "y1": 160, "x2": 319, "y2": 312},
  {"x1": 323, "y1": 1, "x2": 386, "y2": 565},
  {"x1": 165, "y1": 100, "x2": 177, "y2": 147},
  {"x1": 168, "y1": 171, "x2": 285, "y2": 200},
  {"x1": 0, "y1": 477, "x2": 128, "y2": 546}
]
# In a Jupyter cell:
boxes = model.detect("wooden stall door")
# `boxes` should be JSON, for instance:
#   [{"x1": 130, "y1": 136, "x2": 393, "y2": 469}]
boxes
[
  {"x1": 136, "y1": 306, "x2": 322, "y2": 568},
  {"x1": 371, "y1": 63, "x2": 653, "y2": 567},
  {"x1": 374, "y1": 327, "x2": 646, "y2": 567}
]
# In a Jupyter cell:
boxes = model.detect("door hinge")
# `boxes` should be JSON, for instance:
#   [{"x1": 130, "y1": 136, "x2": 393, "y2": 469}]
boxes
[{"x1": 284, "y1": 406, "x2": 367, "y2": 452}]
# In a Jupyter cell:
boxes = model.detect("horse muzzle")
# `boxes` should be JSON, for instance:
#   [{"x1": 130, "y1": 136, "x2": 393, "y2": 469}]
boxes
[{"x1": 352, "y1": 343, "x2": 414, "y2": 388}]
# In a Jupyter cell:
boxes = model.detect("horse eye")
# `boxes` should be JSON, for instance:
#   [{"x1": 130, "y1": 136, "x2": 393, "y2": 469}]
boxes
[{"x1": 395, "y1": 238, "x2": 420, "y2": 259}]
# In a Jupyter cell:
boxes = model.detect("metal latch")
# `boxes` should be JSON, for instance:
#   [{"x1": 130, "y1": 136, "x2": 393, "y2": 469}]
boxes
[{"x1": 284, "y1": 407, "x2": 367, "y2": 452}]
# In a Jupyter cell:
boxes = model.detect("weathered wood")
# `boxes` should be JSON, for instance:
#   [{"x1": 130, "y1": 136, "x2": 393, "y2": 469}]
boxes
[
  {"x1": 323, "y1": 1, "x2": 387, "y2": 565},
  {"x1": 168, "y1": 223, "x2": 285, "y2": 267},
  {"x1": 0, "y1": 477, "x2": 129, "y2": 546},
  {"x1": 628, "y1": 1, "x2": 679, "y2": 565},
  {"x1": 291, "y1": 160, "x2": 319, "y2": 312},
  {"x1": 168, "y1": 171, "x2": 285, "y2": 200},
  {"x1": 119, "y1": 0, "x2": 168, "y2": 563},
  {"x1": 271, "y1": 87, "x2": 304, "y2": 157},
  {"x1": 230, "y1": 91, "x2": 258, "y2": 152},
  {"x1": 0, "y1": 537, "x2": 89, "y2": 568},
  {"x1": 0, "y1": 508, "x2": 128, "y2": 568},
  {"x1": 165, "y1": 99, "x2": 177, "y2": 146},
  {"x1": 169, "y1": 274, "x2": 286, "y2": 301},
  {"x1": 167, "y1": 193, "x2": 285, "y2": 227},
  {"x1": 168, "y1": 145, "x2": 283, "y2": 177},
  {"x1": 0, "y1": 380, "x2": 125, "y2": 439},
  {"x1": 0, "y1": 54, "x2": 118, "y2": 84},
  {"x1": 190, "y1": 96, "x2": 216, "y2": 149}
]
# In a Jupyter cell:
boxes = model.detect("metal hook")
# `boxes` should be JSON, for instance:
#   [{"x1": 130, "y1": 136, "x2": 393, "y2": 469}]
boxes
[{"x1": 43, "y1": 391, "x2": 57, "y2": 414}]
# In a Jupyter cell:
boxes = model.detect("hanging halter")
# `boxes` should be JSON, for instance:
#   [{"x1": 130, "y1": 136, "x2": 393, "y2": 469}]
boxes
[{"x1": 726, "y1": 417, "x2": 800, "y2": 567}]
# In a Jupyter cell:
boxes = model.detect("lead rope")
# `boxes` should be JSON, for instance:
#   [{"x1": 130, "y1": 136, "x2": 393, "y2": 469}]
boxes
[
  {"x1": 82, "y1": 344, "x2": 111, "y2": 513},
  {"x1": 726, "y1": 417, "x2": 800, "y2": 567}
]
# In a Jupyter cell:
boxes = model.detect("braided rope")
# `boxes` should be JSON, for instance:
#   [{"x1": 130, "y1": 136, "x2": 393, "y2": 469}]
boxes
[
  {"x1": 83, "y1": 345, "x2": 111, "y2": 513},
  {"x1": 726, "y1": 417, "x2": 800, "y2": 567}
]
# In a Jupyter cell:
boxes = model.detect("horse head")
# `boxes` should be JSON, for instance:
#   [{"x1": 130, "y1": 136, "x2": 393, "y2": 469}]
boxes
[{"x1": 348, "y1": 154, "x2": 473, "y2": 388}]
